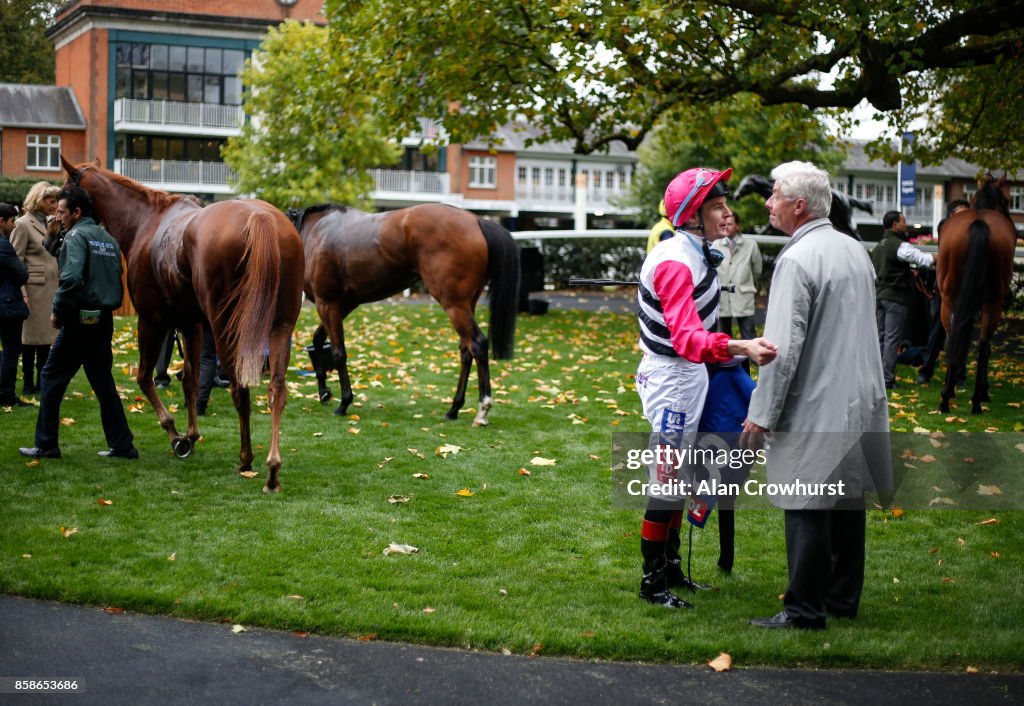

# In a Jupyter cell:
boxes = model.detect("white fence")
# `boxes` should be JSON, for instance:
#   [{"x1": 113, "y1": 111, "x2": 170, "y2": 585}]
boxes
[
  {"x1": 114, "y1": 98, "x2": 244, "y2": 131},
  {"x1": 114, "y1": 158, "x2": 236, "y2": 188}
]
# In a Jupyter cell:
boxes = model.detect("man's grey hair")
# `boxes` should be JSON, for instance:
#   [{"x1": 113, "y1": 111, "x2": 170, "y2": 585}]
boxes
[{"x1": 770, "y1": 161, "x2": 832, "y2": 219}]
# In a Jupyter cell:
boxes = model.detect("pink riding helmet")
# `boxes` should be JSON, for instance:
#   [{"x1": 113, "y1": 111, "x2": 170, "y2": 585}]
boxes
[{"x1": 664, "y1": 167, "x2": 733, "y2": 227}]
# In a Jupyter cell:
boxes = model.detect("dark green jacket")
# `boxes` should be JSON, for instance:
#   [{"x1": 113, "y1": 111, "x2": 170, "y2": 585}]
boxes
[
  {"x1": 871, "y1": 230, "x2": 913, "y2": 306},
  {"x1": 53, "y1": 217, "x2": 124, "y2": 318}
]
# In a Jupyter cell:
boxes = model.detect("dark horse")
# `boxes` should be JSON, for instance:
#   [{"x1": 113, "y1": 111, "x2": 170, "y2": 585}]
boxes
[
  {"x1": 937, "y1": 174, "x2": 1016, "y2": 414},
  {"x1": 288, "y1": 203, "x2": 519, "y2": 426},
  {"x1": 734, "y1": 173, "x2": 874, "y2": 239},
  {"x1": 62, "y1": 158, "x2": 305, "y2": 493}
]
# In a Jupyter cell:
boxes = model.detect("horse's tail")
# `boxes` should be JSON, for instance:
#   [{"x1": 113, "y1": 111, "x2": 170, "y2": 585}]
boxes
[
  {"x1": 224, "y1": 209, "x2": 282, "y2": 386},
  {"x1": 478, "y1": 218, "x2": 520, "y2": 359},
  {"x1": 945, "y1": 219, "x2": 989, "y2": 373}
]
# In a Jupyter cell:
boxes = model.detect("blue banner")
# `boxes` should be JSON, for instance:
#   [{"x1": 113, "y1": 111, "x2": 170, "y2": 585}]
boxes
[{"x1": 900, "y1": 132, "x2": 916, "y2": 206}]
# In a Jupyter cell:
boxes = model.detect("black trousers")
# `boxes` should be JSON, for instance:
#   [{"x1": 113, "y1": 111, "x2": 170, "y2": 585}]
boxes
[
  {"x1": 783, "y1": 499, "x2": 866, "y2": 622},
  {"x1": 0, "y1": 317, "x2": 24, "y2": 401},
  {"x1": 34, "y1": 311, "x2": 133, "y2": 453}
]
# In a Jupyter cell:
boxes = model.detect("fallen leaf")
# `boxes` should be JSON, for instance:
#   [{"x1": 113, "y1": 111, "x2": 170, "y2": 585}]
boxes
[
  {"x1": 966, "y1": 666, "x2": 979, "y2": 674},
  {"x1": 313, "y1": 432, "x2": 324, "y2": 437},
  {"x1": 232, "y1": 624, "x2": 247, "y2": 633},
  {"x1": 60, "y1": 526, "x2": 78, "y2": 538},
  {"x1": 22, "y1": 554, "x2": 31, "y2": 559},
  {"x1": 975, "y1": 518, "x2": 1000, "y2": 526},
  {"x1": 347, "y1": 427, "x2": 360, "y2": 435},
  {"x1": 167, "y1": 552, "x2": 176, "y2": 561},
  {"x1": 239, "y1": 471, "x2": 259, "y2": 479},
  {"x1": 435, "y1": 443, "x2": 463, "y2": 458},
  {"x1": 412, "y1": 473, "x2": 430, "y2": 480},
  {"x1": 958, "y1": 537, "x2": 966, "y2": 545},
  {"x1": 582, "y1": 631, "x2": 597, "y2": 638},
  {"x1": 928, "y1": 497, "x2": 955, "y2": 506},
  {"x1": 708, "y1": 652, "x2": 733, "y2": 672},
  {"x1": 455, "y1": 488, "x2": 474, "y2": 497},
  {"x1": 941, "y1": 577, "x2": 955, "y2": 584},
  {"x1": 498, "y1": 588, "x2": 508, "y2": 596},
  {"x1": 26, "y1": 459, "x2": 40, "y2": 468},
  {"x1": 60, "y1": 417, "x2": 76, "y2": 426},
  {"x1": 991, "y1": 552, "x2": 1000, "y2": 558},
  {"x1": 357, "y1": 633, "x2": 377, "y2": 641},
  {"x1": 963, "y1": 457, "x2": 975, "y2": 464},
  {"x1": 890, "y1": 507, "x2": 904, "y2": 518},
  {"x1": 530, "y1": 456, "x2": 557, "y2": 466},
  {"x1": 529, "y1": 642, "x2": 544, "y2": 658},
  {"x1": 97, "y1": 498, "x2": 113, "y2": 506},
  {"x1": 519, "y1": 468, "x2": 531, "y2": 476},
  {"x1": 589, "y1": 454, "x2": 601, "y2": 461},
  {"x1": 919, "y1": 454, "x2": 937, "y2": 463},
  {"x1": 287, "y1": 595, "x2": 304, "y2": 600},
  {"x1": 422, "y1": 607, "x2": 435, "y2": 614},
  {"x1": 977, "y1": 485, "x2": 1002, "y2": 496},
  {"x1": 103, "y1": 606, "x2": 124, "y2": 614},
  {"x1": 928, "y1": 546, "x2": 940, "y2": 555},
  {"x1": 293, "y1": 631, "x2": 310, "y2": 638},
  {"x1": 383, "y1": 543, "x2": 419, "y2": 556},
  {"x1": 387, "y1": 495, "x2": 410, "y2": 504}
]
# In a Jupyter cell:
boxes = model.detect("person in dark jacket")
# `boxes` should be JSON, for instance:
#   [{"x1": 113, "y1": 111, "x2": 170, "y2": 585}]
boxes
[
  {"x1": 870, "y1": 211, "x2": 934, "y2": 389},
  {"x1": 18, "y1": 186, "x2": 137, "y2": 460},
  {"x1": 0, "y1": 202, "x2": 31, "y2": 407}
]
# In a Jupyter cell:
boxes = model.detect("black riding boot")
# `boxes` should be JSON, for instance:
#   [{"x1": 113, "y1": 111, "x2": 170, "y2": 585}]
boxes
[{"x1": 640, "y1": 538, "x2": 692, "y2": 609}]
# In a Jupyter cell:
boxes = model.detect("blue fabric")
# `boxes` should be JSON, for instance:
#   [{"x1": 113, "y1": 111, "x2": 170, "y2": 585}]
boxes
[{"x1": 687, "y1": 364, "x2": 755, "y2": 527}]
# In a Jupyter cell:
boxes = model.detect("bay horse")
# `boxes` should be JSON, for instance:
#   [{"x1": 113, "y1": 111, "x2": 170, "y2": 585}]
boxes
[
  {"x1": 734, "y1": 173, "x2": 874, "y2": 239},
  {"x1": 287, "y1": 203, "x2": 519, "y2": 426},
  {"x1": 937, "y1": 174, "x2": 1016, "y2": 414},
  {"x1": 61, "y1": 158, "x2": 304, "y2": 493}
]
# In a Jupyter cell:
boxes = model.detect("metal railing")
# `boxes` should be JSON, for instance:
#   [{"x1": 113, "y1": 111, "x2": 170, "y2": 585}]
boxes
[
  {"x1": 369, "y1": 169, "x2": 450, "y2": 194},
  {"x1": 514, "y1": 186, "x2": 632, "y2": 210},
  {"x1": 114, "y1": 98, "x2": 244, "y2": 131},
  {"x1": 114, "y1": 158, "x2": 236, "y2": 187}
]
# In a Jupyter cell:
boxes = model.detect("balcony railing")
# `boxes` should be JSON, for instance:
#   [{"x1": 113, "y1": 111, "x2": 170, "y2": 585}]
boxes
[
  {"x1": 515, "y1": 185, "x2": 633, "y2": 212},
  {"x1": 114, "y1": 158, "x2": 236, "y2": 193},
  {"x1": 370, "y1": 169, "x2": 450, "y2": 195},
  {"x1": 113, "y1": 98, "x2": 244, "y2": 135}
]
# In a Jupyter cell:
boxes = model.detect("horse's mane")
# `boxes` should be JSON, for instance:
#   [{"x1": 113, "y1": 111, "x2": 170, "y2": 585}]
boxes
[
  {"x1": 291, "y1": 203, "x2": 349, "y2": 233},
  {"x1": 99, "y1": 168, "x2": 186, "y2": 211},
  {"x1": 973, "y1": 174, "x2": 1010, "y2": 217}
]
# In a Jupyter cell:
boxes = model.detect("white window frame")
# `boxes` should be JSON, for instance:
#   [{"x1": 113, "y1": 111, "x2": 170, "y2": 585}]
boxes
[
  {"x1": 1009, "y1": 186, "x2": 1024, "y2": 213},
  {"x1": 468, "y1": 156, "x2": 497, "y2": 188},
  {"x1": 27, "y1": 134, "x2": 62, "y2": 171}
]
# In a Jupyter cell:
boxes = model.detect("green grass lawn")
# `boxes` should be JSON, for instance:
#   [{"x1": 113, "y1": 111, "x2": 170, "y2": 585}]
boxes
[{"x1": 1, "y1": 300, "x2": 1022, "y2": 672}]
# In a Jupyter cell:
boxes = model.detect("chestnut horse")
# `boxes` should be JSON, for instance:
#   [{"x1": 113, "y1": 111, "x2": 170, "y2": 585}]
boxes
[
  {"x1": 288, "y1": 203, "x2": 519, "y2": 426},
  {"x1": 937, "y1": 174, "x2": 1016, "y2": 414},
  {"x1": 62, "y1": 158, "x2": 304, "y2": 492},
  {"x1": 734, "y1": 173, "x2": 874, "y2": 239}
]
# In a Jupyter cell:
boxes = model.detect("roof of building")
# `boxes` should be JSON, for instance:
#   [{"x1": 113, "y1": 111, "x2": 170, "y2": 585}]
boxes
[
  {"x1": 462, "y1": 122, "x2": 636, "y2": 160},
  {"x1": 0, "y1": 84, "x2": 86, "y2": 130},
  {"x1": 839, "y1": 138, "x2": 985, "y2": 179}
]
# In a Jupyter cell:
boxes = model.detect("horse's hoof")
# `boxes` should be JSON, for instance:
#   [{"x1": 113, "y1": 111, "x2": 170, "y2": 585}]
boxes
[
  {"x1": 319, "y1": 390, "x2": 333, "y2": 404},
  {"x1": 472, "y1": 414, "x2": 489, "y2": 427},
  {"x1": 171, "y1": 437, "x2": 193, "y2": 459},
  {"x1": 263, "y1": 484, "x2": 282, "y2": 494},
  {"x1": 333, "y1": 405, "x2": 347, "y2": 416},
  {"x1": 445, "y1": 411, "x2": 459, "y2": 421}
]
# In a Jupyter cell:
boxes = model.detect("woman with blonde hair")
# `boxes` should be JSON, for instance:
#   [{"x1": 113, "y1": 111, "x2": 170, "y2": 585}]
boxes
[{"x1": 10, "y1": 181, "x2": 60, "y2": 396}]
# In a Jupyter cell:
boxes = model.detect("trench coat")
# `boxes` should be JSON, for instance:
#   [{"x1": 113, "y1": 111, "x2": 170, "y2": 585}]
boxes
[
  {"x1": 711, "y1": 234, "x2": 762, "y2": 317},
  {"x1": 746, "y1": 218, "x2": 892, "y2": 509},
  {"x1": 10, "y1": 213, "x2": 59, "y2": 346}
]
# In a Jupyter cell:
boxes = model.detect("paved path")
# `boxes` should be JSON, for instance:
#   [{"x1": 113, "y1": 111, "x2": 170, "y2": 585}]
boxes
[{"x1": 2, "y1": 596, "x2": 1021, "y2": 705}]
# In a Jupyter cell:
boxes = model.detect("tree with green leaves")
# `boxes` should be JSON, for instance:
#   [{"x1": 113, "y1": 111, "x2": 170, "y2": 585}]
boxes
[
  {"x1": 327, "y1": 0, "x2": 1024, "y2": 166},
  {"x1": 0, "y1": 0, "x2": 59, "y2": 84},
  {"x1": 629, "y1": 94, "x2": 843, "y2": 229},
  {"x1": 222, "y1": 20, "x2": 401, "y2": 208}
]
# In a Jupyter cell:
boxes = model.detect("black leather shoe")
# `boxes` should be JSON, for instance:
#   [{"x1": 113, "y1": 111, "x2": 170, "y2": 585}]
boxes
[
  {"x1": 98, "y1": 446, "x2": 139, "y2": 459},
  {"x1": 19, "y1": 446, "x2": 61, "y2": 459},
  {"x1": 749, "y1": 610, "x2": 825, "y2": 630},
  {"x1": 639, "y1": 587, "x2": 693, "y2": 609},
  {"x1": 213, "y1": 376, "x2": 230, "y2": 388}
]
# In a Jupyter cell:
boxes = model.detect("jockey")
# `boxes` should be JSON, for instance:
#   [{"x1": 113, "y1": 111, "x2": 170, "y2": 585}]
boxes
[{"x1": 634, "y1": 167, "x2": 777, "y2": 608}]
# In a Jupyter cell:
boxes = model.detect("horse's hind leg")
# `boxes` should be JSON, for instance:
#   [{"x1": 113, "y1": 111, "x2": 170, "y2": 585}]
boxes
[
  {"x1": 972, "y1": 305, "x2": 1001, "y2": 413},
  {"x1": 311, "y1": 324, "x2": 332, "y2": 404},
  {"x1": 135, "y1": 319, "x2": 187, "y2": 451},
  {"x1": 444, "y1": 307, "x2": 491, "y2": 425},
  {"x1": 179, "y1": 322, "x2": 203, "y2": 448},
  {"x1": 317, "y1": 302, "x2": 355, "y2": 417},
  {"x1": 262, "y1": 326, "x2": 291, "y2": 493},
  {"x1": 228, "y1": 380, "x2": 255, "y2": 474}
]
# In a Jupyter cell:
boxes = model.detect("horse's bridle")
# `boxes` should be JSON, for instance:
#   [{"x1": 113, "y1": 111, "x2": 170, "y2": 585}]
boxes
[{"x1": 68, "y1": 165, "x2": 90, "y2": 186}]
